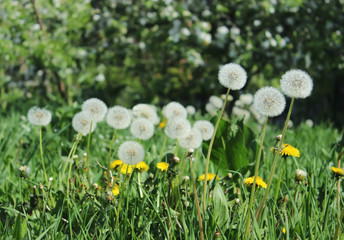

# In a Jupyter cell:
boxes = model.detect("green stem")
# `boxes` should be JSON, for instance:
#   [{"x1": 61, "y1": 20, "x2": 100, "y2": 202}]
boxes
[
  {"x1": 138, "y1": 172, "x2": 143, "y2": 198},
  {"x1": 255, "y1": 97, "x2": 295, "y2": 221},
  {"x1": 203, "y1": 87, "x2": 231, "y2": 212},
  {"x1": 189, "y1": 156, "x2": 204, "y2": 240},
  {"x1": 39, "y1": 126, "x2": 48, "y2": 184},
  {"x1": 86, "y1": 121, "x2": 93, "y2": 185},
  {"x1": 159, "y1": 135, "x2": 168, "y2": 161},
  {"x1": 273, "y1": 159, "x2": 286, "y2": 214},
  {"x1": 59, "y1": 140, "x2": 77, "y2": 190},
  {"x1": 107, "y1": 128, "x2": 117, "y2": 186},
  {"x1": 245, "y1": 116, "x2": 268, "y2": 236}
]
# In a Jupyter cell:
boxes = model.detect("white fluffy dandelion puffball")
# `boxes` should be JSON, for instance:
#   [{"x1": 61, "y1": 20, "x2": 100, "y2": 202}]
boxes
[
  {"x1": 72, "y1": 111, "x2": 97, "y2": 135},
  {"x1": 280, "y1": 69, "x2": 313, "y2": 99},
  {"x1": 193, "y1": 120, "x2": 215, "y2": 141},
  {"x1": 27, "y1": 106, "x2": 52, "y2": 126},
  {"x1": 82, "y1": 98, "x2": 108, "y2": 122},
  {"x1": 130, "y1": 118, "x2": 155, "y2": 140},
  {"x1": 163, "y1": 101, "x2": 187, "y2": 120},
  {"x1": 253, "y1": 87, "x2": 286, "y2": 117},
  {"x1": 106, "y1": 106, "x2": 132, "y2": 129},
  {"x1": 218, "y1": 63, "x2": 247, "y2": 90},
  {"x1": 179, "y1": 128, "x2": 203, "y2": 149},
  {"x1": 132, "y1": 104, "x2": 160, "y2": 125},
  {"x1": 209, "y1": 95, "x2": 224, "y2": 109},
  {"x1": 186, "y1": 105, "x2": 196, "y2": 115},
  {"x1": 164, "y1": 118, "x2": 191, "y2": 139},
  {"x1": 118, "y1": 141, "x2": 145, "y2": 165}
]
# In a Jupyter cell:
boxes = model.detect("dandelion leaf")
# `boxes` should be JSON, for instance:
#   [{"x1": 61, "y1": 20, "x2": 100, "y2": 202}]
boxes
[{"x1": 213, "y1": 183, "x2": 230, "y2": 230}]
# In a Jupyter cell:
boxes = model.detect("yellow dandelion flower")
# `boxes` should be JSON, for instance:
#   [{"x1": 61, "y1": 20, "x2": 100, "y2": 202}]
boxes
[
  {"x1": 330, "y1": 166, "x2": 344, "y2": 177},
  {"x1": 112, "y1": 184, "x2": 120, "y2": 196},
  {"x1": 110, "y1": 160, "x2": 123, "y2": 169},
  {"x1": 156, "y1": 162, "x2": 169, "y2": 171},
  {"x1": 119, "y1": 164, "x2": 134, "y2": 174},
  {"x1": 158, "y1": 118, "x2": 167, "y2": 128},
  {"x1": 282, "y1": 227, "x2": 286, "y2": 234},
  {"x1": 281, "y1": 144, "x2": 300, "y2": 157},
  {"x1": 197, "y1": 173, "x2": 220, "y2": 182},
  {"x1": 135, "y1": 161, "x2": 149, "y2": 172},
  {"x1": 243, "y1": 176, "x2": 267, "y2": 189}
]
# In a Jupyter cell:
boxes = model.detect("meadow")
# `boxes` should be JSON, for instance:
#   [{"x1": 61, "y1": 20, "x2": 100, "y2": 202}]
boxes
[{"x1": 0, "y1": 64, "x2": 343, "y2": 240}]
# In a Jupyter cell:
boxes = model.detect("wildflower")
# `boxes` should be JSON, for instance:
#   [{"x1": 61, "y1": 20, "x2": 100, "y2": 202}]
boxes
[
  {"x1": 253, "y1": 87, "x2": 286, "y2": 117},
  {"x1": 132, "y1": 104, "x2": 160, "y2": 125},
  {"x1": 106, "y1": 106, "x2": 131, "y2": 129},
  {"x1": 156, "y1": 162, "x2": 169, "y2": 171},
  {"x1": 193, "y1": 120, "x2": 215, "y2": 141},
  {"x1": 243, "y1": 176, "x2": 267, "y2": 189},
  {"x1": 135, "y1": 161, "x2": 149, "y2": 172},
  {"x1": 27, "y1": 106, "x2": 52, "y2": 126},
  {"x1": 130, "y1": 118, "x2": 154, "y2": 140},
  {"x1": 280, "y1": 69, "x2": 313, "y2": 99},
  {"x1": 112, "y1": 184, "x2": 120, "y2": 196},
  {"x1": 118, "y1": 141, "x2": 145, "y2": 165},
  {"x1": 179, "y1": 128, "x2": 203, "y2": 149},
  {"x1": 330, "y1": 166, "x2": 344, "y2": 177},
  {"x1": 239, "y1": 93, "x2": 253, "y2": 105},
  {"x1": 186, "y1": 105, "x2": 196, "y2": 115},
  {"x1": 72, "y1": 111, "x2": 96, "y2": 135},
  {"x1": 164, "y1": 118, "x2": 191, "y2": 139},
  {"x1": 232, "y1": 106, "x2": 251, "y2": 122},
  {"x1": 82, "y1": 98, "x2": 108, "y2": 122},
  {"x1": 209, "y1": 95, "x2": 223, "y2": 109},
  {"x1": 163, "y1": 102, "x2": 187, "y2": 120},
  {"x1": 282, "y1": 228, "x2": 286, "y2": 234},
  {"x1": 110, "y1": 160, "x2": 123, "y2": 169},
  {"x1": 305, "y1": 119, "x2": 313, "y2": 127},
  {"x1": 218, "y1": 63, "x2": 247, "y2": 90},
  {"x1": 281, "y1": 144, "x2": 300, "y2": 158},
  {"x1": 49, "y1": 177, "x2": 53, "y2": 182},
  {"x1": 119, "y1": 164, "x2": 134, "y2": 174},
  {"x1": 158, "y1": 118, "x2": 167, "y2": 128},
  {"x1": 295, "y1": 169, "x2": 307, "y2": 182},
  {"x1": 205, "y1": 103, "x2": 216, "y2": 116},
  {"x1": 198, "y1": 173, "x2": 219, "y2": 182}
]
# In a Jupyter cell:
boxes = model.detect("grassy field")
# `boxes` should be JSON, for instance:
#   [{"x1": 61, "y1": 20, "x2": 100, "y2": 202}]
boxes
[{"x1": 0, "y1": 103, "x2": 343, "y2": 239}]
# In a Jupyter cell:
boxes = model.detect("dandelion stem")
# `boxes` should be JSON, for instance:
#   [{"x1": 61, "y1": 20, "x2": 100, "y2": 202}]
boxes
[
  {"x1": 245, "y1": 116, "x2": 268, "y2": 236},
  {"x1": 189, "y1": 155, "x2": 204, "y2": 240},
  {"x1": 86, "y1": 121, "x2": 93, "y2": 185},
  {"x1": 159, "y1": 135, "x2": 168, "y2": 161},
  {"x1": 203, "y1": 87, "x2": 230, "y2": 212},
  {"x1": 255, "y1": 97, "x2": 295, "y2": 221},
  {"x1": 107, "y1": 128, "x2": 117, "y2": 186},
  {"x1": 39, "y1": 126, "x2": 48, "y2": 184},
  {"x1": 59, "y1": 139, "x2": 77, "y2": 190},
  {"x1": 138, "y1": 172, "x2": 143, "y2": 198}
]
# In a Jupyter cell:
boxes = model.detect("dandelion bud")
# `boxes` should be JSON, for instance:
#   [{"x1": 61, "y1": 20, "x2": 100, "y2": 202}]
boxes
[
  {"x1": 276, "y1": 134, "x2": 282, "y2": 141},
  {"x1": 183, "y1": 176, "x2": 190, "y2": 182},
  {"x1": 149, "y1": 173, "x2": 154, "y2": 179},
  {"x1": 93, "y1": 183, "x2": 98, "y2": 188},
  {"x1": 218, "y1": 63, "x2": 247, "y2": 90},
  {"x1": 188, "y1": 148, "x2": 194, "y2": 154},
  {"x1": 49, "y1": 177, "x2": 53, "y2": 182},
  {"x1": 235, "y1": 198, "x2": 240, "y2": 204},
  {"x1": 295, "y1": 169, "x2": 307, "y2": 182},
  {"x1": 39, "y1": 182, "x2": 44, "y2": 190},
  {"x1": 227, "y1": 173, "x2": 233, "y2": 179},
  {"x1": 173, "y1": 156, "x2": 180, "y2": 163},
  {"x1": 73, "y1": 155, "x2": 79, "y2": 159}
]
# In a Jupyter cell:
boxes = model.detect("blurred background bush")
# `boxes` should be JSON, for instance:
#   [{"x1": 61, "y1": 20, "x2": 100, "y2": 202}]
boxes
[{"x1": 0, "y1": 0, "x2": 343, "y2": 127}]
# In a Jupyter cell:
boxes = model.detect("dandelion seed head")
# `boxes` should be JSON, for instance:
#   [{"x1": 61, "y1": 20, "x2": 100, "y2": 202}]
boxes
[
  {"x1": 280, "y1": 69, "x2": 313, "y2": 98},
  {"x1": 253, "y1": 87, "x2": 286, "y2": 117},
  {"x1": 118, "y1": 141, "x2": 145, "y2": 165},
  {"x1": 106, "y1": 106, "x2": 131, "y2": 129},
  {"x1": 186, "y1": 105, "x2": 196, "y2": 115},
  {"x1": 295, "y1": 169, "x2": 307, "y2": 181},
  {"x1": 82, "y1": 98, "x2": 108, "y2": 122},
  {"x1": 209, "y1": 95, "x2": 223, "y2": 109},
  {"x1": 205, "y1": 103, "x2": 216, "y2": 116},
  {"x1": 130, "y1": 118, "x2": 155, "y2": 140},
  {"x1": 193, "y1": 120, "x2": 214, "y2": 141},
  {"x1": 218, "y1": 63, "x2": 247, "y2": 90},
  {"x1": 27, "y1": 106, "x2": 52, "y2": 126},
  {"x1": 163, "y1": 102, "x2": 187, "y2": 120},
  {"x1": 164, "y1": 118, "x2": 191, "y2": 139},
  {"x1": 132, "y1": 104, "x2": 159, "y2": 125},
  {"x1": 179, "y1": 128, "x2": 203, "y2": 149},
  {"x1": 72, "y1": 111, "x2": 96, "y2": 135}
]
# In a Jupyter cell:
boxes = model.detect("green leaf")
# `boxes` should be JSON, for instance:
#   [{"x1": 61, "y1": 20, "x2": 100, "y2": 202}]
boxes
[
  {"x1": 213, "y1": 183, "x2": 230, "y2": 230},
  {"x1": 12, "y1": 214, "x2": 27, "y2": 240}
]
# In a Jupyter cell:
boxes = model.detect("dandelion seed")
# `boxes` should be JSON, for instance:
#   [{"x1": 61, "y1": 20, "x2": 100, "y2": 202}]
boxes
[
  {"x1": 163, "y1": 102, "x2": 187, "y2": 120},
  {"x1": 72, "y1": 111, "x2": 96, "y2": 136},
  {"x1": 218, "y1": 63, "x2": 247, "y2": 90},
  {"x1": 164, "y1": 118, "x2": 191, "y2": 139},
  {"x1": 179, "y1": 128, "x2": 203, "y2": 149},
  {"x1": 193, "y1": 120, "x2": 215, "y2": 141},
  {"x1": 130, "y1": 118, "x2": 155, "y2": 140},
  {"x1": 209, "y1": 95, "x2": 223, "y2": 109},
  {"x1": 295, "y1": 169, "x2": 307, "y2": 182},
  {"x1": 280, "y1": 69, "x2": 313, "y2": 98},
  {"x1": 118, "y1": 141, "x2": 145, "y2": 165},
  {"x1": 330, "y1": 166, "x2": 344, "y2": 177},
  {"x1": 132, "y1": 104, "x2": 160, "y2": 125},
  {"x1": 198, "y1": 173, "x2": 219, "y2": 182},
  {"x1": 253, "y1": 87, "x2": 286, "y2": 117},
  {"x1": 27, "y1": 106, "x2": 52, "y2": 126},
  {"x1": 106, "y1": 106, "x2": 131, "y2": 129},
  {"x1": 156, "y1": 162, "x2": 169, "y2": 171},
  {"x1": 82, "y1": 98, "x2": 108, "y2": 122},
  {"x1": 135, "y1": 161, "x2": 149, "y2": 172},
  {"x1": 243, "y1": 176, "x2": 267, "y2": 189}
]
